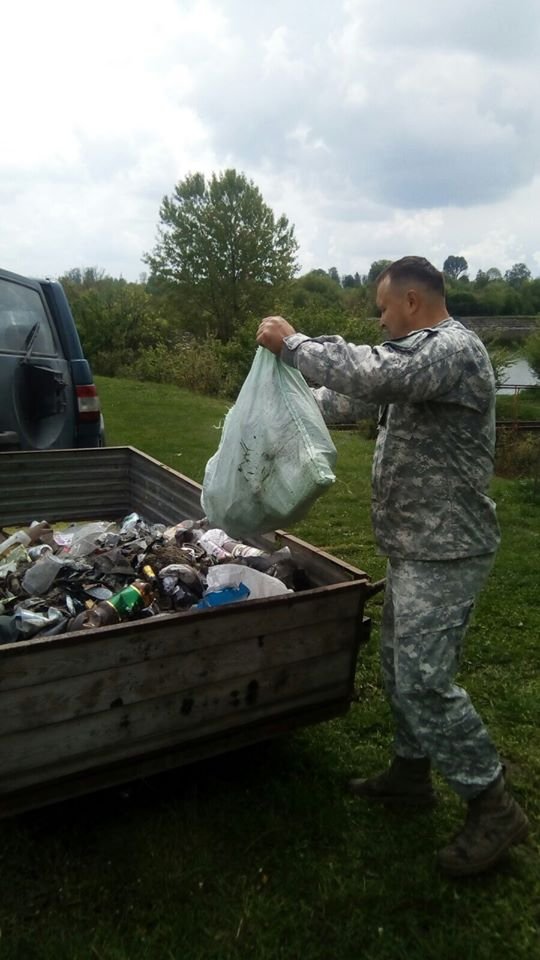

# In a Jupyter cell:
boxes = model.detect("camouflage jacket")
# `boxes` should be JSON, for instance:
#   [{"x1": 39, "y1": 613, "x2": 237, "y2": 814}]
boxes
[
  {"x1": 280, "y1": 319, "x2": 501, "y2": 560},
  {"x1": 311, "y1": 386, "x2": 378, "y2": 425}
]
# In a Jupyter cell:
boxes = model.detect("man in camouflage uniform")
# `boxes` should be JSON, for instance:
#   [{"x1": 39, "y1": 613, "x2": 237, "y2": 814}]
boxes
[{"x1": 256, "y1": 256, "x2": 529, "y2": 877}]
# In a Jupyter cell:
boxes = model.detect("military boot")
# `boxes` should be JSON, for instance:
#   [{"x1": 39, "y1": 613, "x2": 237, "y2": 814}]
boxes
[
  {"x1": 348, "y1": 756, "x2": 437, "y2": 807},
  {"x1": 438, "y1": 772, "x2": 529, "y2": 877}
]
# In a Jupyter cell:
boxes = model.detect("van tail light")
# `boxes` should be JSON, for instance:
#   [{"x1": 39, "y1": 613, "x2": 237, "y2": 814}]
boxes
[{"x1": 76, "y1": 384, "x2": 101, "y2": 422}]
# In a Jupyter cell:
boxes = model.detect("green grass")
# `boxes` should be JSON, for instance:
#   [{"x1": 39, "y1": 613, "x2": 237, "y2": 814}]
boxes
[
  {"x1": 0, "y1": 375, "x2": 538, "y2": 960},
  {"x1": 497, "y1": 386, "x2": 540, "y2": 421}
]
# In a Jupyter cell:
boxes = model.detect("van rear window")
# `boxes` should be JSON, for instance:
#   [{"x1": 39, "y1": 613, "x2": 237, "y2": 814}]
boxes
[{"x1": 0, "y1": 278, "x2": 57, "y2": 356}]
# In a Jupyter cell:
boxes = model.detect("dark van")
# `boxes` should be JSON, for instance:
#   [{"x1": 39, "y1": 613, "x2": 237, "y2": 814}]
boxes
[{"x1": 0, "y1": 267, "x2": 104, "y2": 450}]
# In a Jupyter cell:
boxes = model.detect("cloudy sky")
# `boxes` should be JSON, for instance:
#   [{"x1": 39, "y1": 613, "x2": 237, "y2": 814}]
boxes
[{"x1": 2, "y1": 0, "x2": 539, "y2": 282}]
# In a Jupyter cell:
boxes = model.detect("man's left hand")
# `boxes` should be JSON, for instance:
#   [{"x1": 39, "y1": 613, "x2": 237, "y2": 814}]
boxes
[{"x1": 256, "y1": 316, "x2": 296, "y2": 355}]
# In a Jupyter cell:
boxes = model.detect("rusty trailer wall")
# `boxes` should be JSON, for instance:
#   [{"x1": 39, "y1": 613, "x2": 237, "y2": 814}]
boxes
[
  {"x1": 0, "y1": 447, "x2": 373, "y2": 817},
  {"x1": 0, "y1": 446, "x2": 208, "y2": 529},
  {"x1": 0, "y1": 583, "x2": 366, "y2": 815}
]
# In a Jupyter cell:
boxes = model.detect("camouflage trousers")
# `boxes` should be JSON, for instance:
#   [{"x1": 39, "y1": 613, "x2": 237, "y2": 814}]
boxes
[{"x1": 380, "y1": 554, "x2": 502, "y2": 799}]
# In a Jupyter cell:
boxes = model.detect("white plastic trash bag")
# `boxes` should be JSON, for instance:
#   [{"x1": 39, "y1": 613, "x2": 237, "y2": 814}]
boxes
[
  {"x1": 205, "y1": 563, "x2": 292, "y2": 599},
  {"x1": 201, "y1": 348, "x2": 337, "y2": 537}
]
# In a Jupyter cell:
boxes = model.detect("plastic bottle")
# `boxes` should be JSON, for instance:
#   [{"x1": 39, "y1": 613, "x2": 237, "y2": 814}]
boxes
[
  {"x1": 228, "y1": 541, "x2": 265, "y2": 559},
  {"x1": 22, "y1": 554, "x2": 65, "y2": 595},
  {"x1": 69, "y1": 580, "x2": 155, "y2": 630},
  {"x1": 195, "y1": 529, "x2": 265, "y2": 560},
  {"x1": 196, "y1": 528, "x2": 235, "y2": 560},
  {"x1": 66, "y1": 521, "x2": 116, "y2": 557},
  {"x1": 0, "y1": 521, "x2": 53, "y2": 561}
]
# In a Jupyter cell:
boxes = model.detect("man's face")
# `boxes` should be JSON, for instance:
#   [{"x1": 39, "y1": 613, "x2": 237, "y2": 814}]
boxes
[{"x1": 376, "y1": 276, "x2": 414, "y2": 340}]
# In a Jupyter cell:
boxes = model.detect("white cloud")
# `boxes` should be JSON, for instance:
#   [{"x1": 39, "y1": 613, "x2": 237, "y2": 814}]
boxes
[{"x1": 1, "y1": 0, "x2": 539, "y2": 281}]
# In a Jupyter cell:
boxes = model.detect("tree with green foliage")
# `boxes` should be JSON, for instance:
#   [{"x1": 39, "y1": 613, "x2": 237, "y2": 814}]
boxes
[
  {"x1": 288, "y1": 270, "x2": 344, "y2": 310},
  {"x1": 475, "y1": 269, "x2": 489, "y2": 288},
  {"x1": 527, "y1": 278, "x2": 540, "y2": 312},
  {"x1": 60, "y1": 270, "x2": 167, "y2": 375},
  {"x1": 504, "y1": 262, "x2": 532, "y2": 287},
  {"x1": 472, "y1": 280, "x2": 506, "y2": 316},
  {"x1": 144, "y1": 169, "x2": 298, "y2": 341},
  {"x1": 342, "y1": 272, "x2": 364, "y2": 288},
  {"x1": 365, "y1": 259, "x2": 391, "y2": 283},
  {"x1": 443, "y1": 255, "x2": 468, "y2": 280},
  {"x1": 446, "y1": 288, "x2": 481, "y2": 317},
  {"x1": 62, "y1": 267, "x2": 108, "y2": 288}
]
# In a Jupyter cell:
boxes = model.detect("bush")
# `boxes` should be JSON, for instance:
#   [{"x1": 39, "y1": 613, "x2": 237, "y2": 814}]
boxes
[
  {"x1": 485, "y1": 344, "x2": 518, "y2": 391},
  {"x1": 339, "y1": 314, "x2": 381, "y2": 346},
  {"x1": 524, "y1": 328, "x2": 540, "y2": 380},
  {"x1": 101, "y1": 329, "x2": 255, "y2": 399},
  {"x1": 217, "y1": 317, "x2": 259, "y2": 397},
  {"x1": 127, "y1": 336, "x2": 227, "y2": 395},
  {"x1": 495, "y1": 428, "x2": 540, "y2": 500},
  {"x1": 447, "y1": 289, "x2": 481, "y2": 316}
]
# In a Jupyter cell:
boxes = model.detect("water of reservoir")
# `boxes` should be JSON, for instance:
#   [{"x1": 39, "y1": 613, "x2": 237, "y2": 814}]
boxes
[{"x1": 498, "y1": 358, "x2": 540, "y2": 394}]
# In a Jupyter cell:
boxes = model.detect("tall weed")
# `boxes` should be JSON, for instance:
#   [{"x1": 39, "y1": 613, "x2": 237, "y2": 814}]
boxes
[{"x1": 496, "y1": 427, "x2": 540, "y2": 500}]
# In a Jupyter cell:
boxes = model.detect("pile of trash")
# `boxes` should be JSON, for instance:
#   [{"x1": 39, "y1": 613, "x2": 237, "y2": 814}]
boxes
[{"x1": 0, "y1": 514, "x2": 305, "y2": 644}]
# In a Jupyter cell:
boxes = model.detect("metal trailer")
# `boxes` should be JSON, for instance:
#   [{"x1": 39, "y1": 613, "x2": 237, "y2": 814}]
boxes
[{"x1": 0, "y1": 447, "x2": 381, "y2": 817}]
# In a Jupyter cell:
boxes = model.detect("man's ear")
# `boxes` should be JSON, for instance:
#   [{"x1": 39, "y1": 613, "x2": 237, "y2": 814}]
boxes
[{"x1": 406, "y1": 288, "x2": 420, "y2": 313}]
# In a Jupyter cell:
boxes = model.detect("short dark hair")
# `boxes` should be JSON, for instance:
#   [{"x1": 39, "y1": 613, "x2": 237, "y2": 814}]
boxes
[{"x1": 377, "y1": 256, "x2": 445, "y2": 298}]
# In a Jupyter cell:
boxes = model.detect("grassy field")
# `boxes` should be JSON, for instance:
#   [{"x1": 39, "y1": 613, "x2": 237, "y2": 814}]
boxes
[
  {"x1": 497, "y1": 386, "x2": 540, "y2": 421},
  {"x1": 0, "y1": 375, "x2": 538, "y2": 960}
]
